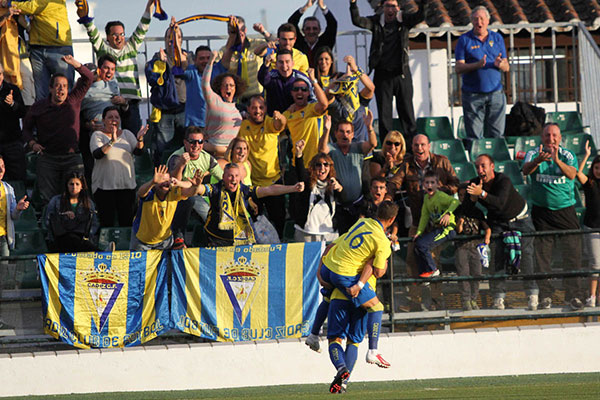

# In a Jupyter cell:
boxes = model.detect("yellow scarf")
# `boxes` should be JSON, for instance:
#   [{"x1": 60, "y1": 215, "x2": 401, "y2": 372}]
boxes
[{"x1": 218, "y1": 186, "x2": 255, "y2": 245}]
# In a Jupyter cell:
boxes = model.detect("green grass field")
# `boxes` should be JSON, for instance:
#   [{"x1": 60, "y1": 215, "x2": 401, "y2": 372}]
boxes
[{"x1": 3, "y1": 373, "x2": 599, "y2": 400}]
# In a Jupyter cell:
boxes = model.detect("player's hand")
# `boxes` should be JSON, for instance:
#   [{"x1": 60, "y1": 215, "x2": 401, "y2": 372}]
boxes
[
  {"x1": 346, "y1": 284, "x2": 361, "y2": 298},
  {"x1": 264, "y1": 45, "x2": 275, "y2": 65},
  {"x1": 16, "y1": 196, "x2": 29, "y2": 211},
  {"x1": 478, "y1": 54, "x2": 487, "y2": 68},
  {"x1": 294, "y1": 182, "x2": 305, "y2": 192},
  {"x1": 209, "y1": 50, "x2": 218, "y2": 64},
  {"x1": 329, "y1": 177, "x2": 343, "y2": 192},
  {"x1": 145, "y1": 0, "x2": 155, "y2": 14},
  {"x1": 343, "y1": 55, "x2": 358, "y2": 73},
  {"x1": 252, "y1": 23, "x2": 265, "y2": 34},
  {"x1": 61, "y1": 55, "x2": 82, "y2": 69},
  {"x1": 152, "y1": 165, "x2": 169, "y2": 185},
  {"x1": 385, "y1": 152, "x2": 394, "y2": 170},
  {"x1": 180, "y1": 152, "x2": 191, "y2": 164},
  {"x1": 466, "y1": 181, "x2": 483, "y2": 197},
  {"x1": 324, "y1": 114, "x2": 332, "y2": 132},
  {"x1": 136, "y1": 124, "x2": 149, "y2": 142},
  {"x1": 584, "y1": 140, "x2": 592, "y2": 158},
  {"x1": 318, "y1": 0, "x2": 326, "y2": 10},
  {"x1": 295, "y1": 139, "x2": 305, "y2": 157},
  {"x1": 189, "y1": 169, "x2": 209, "y2": 186},
  {"x1": 110, "y1": 124, "x2": 119, "y2": 142},
  {"x1": 4, "y1": 90, "x2": 14, "y2": 106},
  {"x1": 534, "y1": 144, "x2": 552, "y2": 164},
  {"x1": 439, "y1": 213, "x2": 451, "y2": 227}
]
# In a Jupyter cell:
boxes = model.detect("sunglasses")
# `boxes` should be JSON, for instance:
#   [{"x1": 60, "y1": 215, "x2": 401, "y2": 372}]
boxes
[
  {"x1": 315, "y1": 162, "x2": 330, "y2": 168},
  {"x1": 291, "y1": 86, "x2": 309, "y2": 92},
  {"x1": 186, "y1": 139, "x2": 204, "y2": 145},
  {"x1": 110, "y1": 33, "x2": 125, "y2": 38},
  {"x1": 385, "y1": 141, "x2": 402, "y2": 147}
]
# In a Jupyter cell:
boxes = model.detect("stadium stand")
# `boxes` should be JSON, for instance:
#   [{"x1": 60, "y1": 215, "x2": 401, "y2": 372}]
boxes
[{"x1": 415, "y1": 116, "x2": 454, "y2": 141}]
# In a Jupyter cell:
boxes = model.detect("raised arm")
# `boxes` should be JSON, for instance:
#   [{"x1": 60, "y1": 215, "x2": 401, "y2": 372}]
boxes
[
  {"x1": 256, "y1": 181, "x2": 305, "y2": 198},
  {"x1": 522, "y1": 145, "x2": 552, "y2": 176},
  {"x1": 361, "y1": 109, "x2": 377, "y2": 155},
  {"x1": 576, "y1": 140, "x2": 592, "y2": 185},
  {"x1": 318, "y1": 114, "x2": 332, "y2": 154},
  {"x1": 308, "y1": 68, "x2": 328, "y2": 114},
  {"x1": 349, "y1": 0, "x2": 373, "y2": 31}
]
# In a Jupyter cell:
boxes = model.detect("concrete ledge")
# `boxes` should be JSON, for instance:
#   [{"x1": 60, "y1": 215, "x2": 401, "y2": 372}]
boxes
[{"x1": 0, "y1": 323, "x2": 599, "y2": 397}]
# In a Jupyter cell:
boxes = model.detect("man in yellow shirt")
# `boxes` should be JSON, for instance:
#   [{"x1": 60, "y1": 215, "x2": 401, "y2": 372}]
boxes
[
  {"x1": 284, "y1": 68, "x2": 328, "y2": 166},
  {"x1": 130, "y1": 165, "x2": 204, "y2": 251},
  {"x1": 237, "y1": 95, "x2": 287, "y2": 236},
  {"x1": 5, "y1": 0, "x2": 73, "y2": 100},
  {"x1": 255, "y1": 23, "x2": 309, "y2": 74}
]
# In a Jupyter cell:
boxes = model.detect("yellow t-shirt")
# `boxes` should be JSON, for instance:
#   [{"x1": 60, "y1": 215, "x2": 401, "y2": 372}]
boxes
[
  {"x1": 12, "y1": 0, "x2": 72, "y2": 46},
  {"x1": 238, "y1": 116, "x2": 284, "y2": 187},
  {"x1": 133, "y1": 187, "x2": 184, "y2": 244},
  {"x1": 270, "y1": 48, "x2": 309, "y2": 74},
  {"x1": 323, "y1": 218, "x2": 391, "y2": 277},
  {"x1": 0, "y1": 184, "x2": 7, "y2": 237},
  {"x1": 284, "y1": 102, "x2": 324, "y2": 166}
]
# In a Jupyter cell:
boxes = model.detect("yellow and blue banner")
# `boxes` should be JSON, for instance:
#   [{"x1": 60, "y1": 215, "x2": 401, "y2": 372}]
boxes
[
  {"x1": 171, "y1": 243, "x2": 323, "y2": 342},
  {"x1": 38, "y1": 250, "x2": 170, "y2": 349}
]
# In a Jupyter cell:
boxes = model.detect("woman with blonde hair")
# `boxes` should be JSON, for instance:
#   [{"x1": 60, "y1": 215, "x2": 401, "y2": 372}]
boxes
[
  {"x1": 369, "y1": 130, "x2": 406, "y2": 179},
  {"x1": 224, "y1": 137, "x2": 252, "y2": 186},
  {"x1": 293, "y1": 140, "x2": 343, "y2": 242}
]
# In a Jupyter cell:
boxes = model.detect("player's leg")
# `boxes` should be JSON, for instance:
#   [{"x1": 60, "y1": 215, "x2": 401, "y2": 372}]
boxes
[
  {"x1": 305, "y1": 288, "x2": 331, "y2": 353},
  {"x1": 327, "y1": 299, "x2": 351, "y2": 394},
  {"x1": 361, "y1": 296, "x2": 389, "y2": 368}
]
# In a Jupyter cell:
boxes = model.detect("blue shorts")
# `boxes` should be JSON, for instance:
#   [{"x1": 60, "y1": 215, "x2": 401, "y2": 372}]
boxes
[
  {"x1": 327, "y1": 298, "x2": 367, "y2": 343},
  {"x1": 321, "y1": 265, "x2": 377, "y2": 308}
]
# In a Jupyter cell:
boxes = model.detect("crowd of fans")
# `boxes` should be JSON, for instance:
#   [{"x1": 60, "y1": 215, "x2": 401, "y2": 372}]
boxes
[{"x1": 0, "y1": 0, "x2": 598, "y2": 314}]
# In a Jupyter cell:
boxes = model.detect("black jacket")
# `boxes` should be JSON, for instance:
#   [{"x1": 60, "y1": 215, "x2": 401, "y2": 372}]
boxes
[
  {"x1": 350, "y1": 0, "x2": 427, "y2": 74},
  {"x1": 0, "y1": 81, "x2": 26, "y2": 143},
  {"x1": 288, "y1": 8, "x2": 338, "y2": 68}
]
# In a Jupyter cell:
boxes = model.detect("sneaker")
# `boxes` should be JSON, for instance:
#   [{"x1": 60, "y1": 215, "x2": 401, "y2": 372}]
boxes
[
  {"x1": 585, "y1": 296, "x2": 597, "y2": 307},
  {"x1": 366, "y1": 350, "x2": 391, "y2": 368},
  {"x1": 528, "y1": 294, "x2": 539, "y2": 311},
  {"x1": 570, "y1": 297, "x2": 584, "y2": 311},
  {"x1": 539, "y1": 297, "x2": 552, "y2": 310},
  {"x1": 329, "y1": 367, "x2": 350, "y2": 394},
  {"x1": 340, "y1": 379, "x2": 348, "y2": 393},
  {"x1": 470, "y1": 300, "x2": 480, "y2": 310},
  {"x1": 305, "y1": 333, "x2": 321, "y2": 353},
  {"x1": 172, "y1": 237, "x2": 187, "y2": 250},
  {"x1": 462, "y1": 301, "x2": 472, "y2": 311},
  {"x1": 419, "y1": 269, "x2": 440, "y2": 278},
  {"x1": 493, "y1": 297, "x2": 505, "y2": 310},
  {"x1": 104, "y1": 241, "x2": 116, "y2": 252}
]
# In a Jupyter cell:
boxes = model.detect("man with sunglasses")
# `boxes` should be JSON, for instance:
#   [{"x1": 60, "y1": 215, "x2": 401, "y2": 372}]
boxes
[
  {"x1": 284, "y1": 68, "x2": 328, "y2": 167},
  {"x1": 77, "y1": 0, "x2": 156, "y2": 133},
  {"x1": 167, "y1": 126, "x2": 223, "y2": 247}
]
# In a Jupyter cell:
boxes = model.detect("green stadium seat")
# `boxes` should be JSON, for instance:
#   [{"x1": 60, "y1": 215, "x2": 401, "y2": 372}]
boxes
[
  {"x1": 514, "y1": 184, "x2": 532, "y2": 203},
  {"x1": 416, "y1": 117, "x2": 454, "y2": 140},
  {"x1": 283, "y1": 219, "x2": 296, "y2": 243},
  {"x1": 25, "y1": 152, "x2": 38, "y2": 186},
  {"x1": 575, "y1": 207, "x2": 585, "y2": 225},
  {"x1": 98, "y1": 227, "x2": 132, "y2": 251},
  {"x1": 453, "y1": 162, "x2": 477, "y2": 183},
  {"x1": 456, "y1": 116, "x2": 466, "y2": 140},
  {"x1": 14, "y1": 206, "x2": 39, "y2": 231},
  {"x1": 562, "y1": 133, "x2": 597, "y2": 157},
  {"x1": 134, "y1": 149, "x2": 154, "y2": 177},
  {"x1": 545, "y1": 111, "x2": 586, "y2": 135},
  {"x1": 12, "y1": 230, "x2": 47, "y2": 256},
  {"x1": 495, "y1": 161, "x2": 524, "y2": 185},
  {"x1": 514, "y1": 136, "x2": 542, "y2": 161},
  {"x1": 431, "y1": 139, "x2": 468, "y2": 164},
  {"x1": 574, "y1": 189, "x2": 584, "y2": 208},
  {"x1": 470, "y1": 138, "x2": 511, "y2": 162}
]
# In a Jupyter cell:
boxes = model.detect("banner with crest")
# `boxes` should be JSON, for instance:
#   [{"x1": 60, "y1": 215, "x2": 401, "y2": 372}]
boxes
[
  {"x1": 170, "y1": 243, "x2": 323, "y2": 342},
  {"x1": 38, "y1": 250, "x2": 170, "y2": 349}
]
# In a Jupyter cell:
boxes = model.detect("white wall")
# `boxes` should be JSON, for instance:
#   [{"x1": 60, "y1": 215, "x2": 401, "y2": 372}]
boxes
[{"x1": 1, "y1": 323, "x2": 599, "y2": 397}]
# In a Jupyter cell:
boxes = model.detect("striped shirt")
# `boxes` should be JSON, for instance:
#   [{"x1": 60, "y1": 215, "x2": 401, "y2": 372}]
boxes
[
  {"x1": 83, "y1": 12, "x2": 151, "y2": 100},
  {"x1": 201, "y1": 63, "x2": 242, "y2": 148}
]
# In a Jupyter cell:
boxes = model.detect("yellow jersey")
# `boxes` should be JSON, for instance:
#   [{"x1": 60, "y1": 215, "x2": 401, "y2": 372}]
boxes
[
  {"x1": 238, "y1": 116, "x2": 284, "y2": 186},
  {"x1": 323, "y1": 218, "x2": 391, "y2": 277},
  {"x1": 133, "y1": 187, "x2": 184, "y2": 245},
  {"x1": 284, "y1": 102, "x2": 324, "y2": 166},
  {"x1": 269, "y1": 48, "x2": 309, "y2": 74}
]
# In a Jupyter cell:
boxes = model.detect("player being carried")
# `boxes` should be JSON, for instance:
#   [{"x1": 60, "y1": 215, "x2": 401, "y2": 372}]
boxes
[{"x1": 314, "y1": 201, "x2": 398, "y2": 393}]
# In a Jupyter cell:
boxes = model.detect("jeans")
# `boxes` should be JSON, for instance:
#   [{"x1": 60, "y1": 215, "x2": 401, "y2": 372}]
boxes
[
  {"x1": 414, "y1": 228, "x2": 456, "y2": 274},
  {"x1": 129, "y1": 234, "x2": 173, "y2": 251},
  {"x1": 455, "y1": 241, "x2": 482, "y2": 302},
  {"x1": 122, "y1": 100, "x2": 142, "y2": 135},
  {"x1": 461, "y1": 90, "x2": 506, "y2": 150},
  {"x1": 150, "y1": 111, "x2": 185, "y2": 166},
  {"x1": 33, "y1": 153, "x2": 84, "y2": 209},
  {"x1": 29, "y1": 45, "x2": 74, "y2": 102},
  {"x1": 374, "y1": 69, "x2": 416, "y2": 146},
  {"x1": 489, "y1": 214, "x2": 539, "y2": 298}
]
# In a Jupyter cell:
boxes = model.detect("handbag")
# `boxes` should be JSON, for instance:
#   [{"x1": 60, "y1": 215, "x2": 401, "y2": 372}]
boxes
[{"x1": 252, "y1": 214, "x2": 280, "y2": 244}]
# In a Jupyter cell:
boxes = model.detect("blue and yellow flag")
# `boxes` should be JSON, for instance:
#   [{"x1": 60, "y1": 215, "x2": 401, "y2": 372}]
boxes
[
  {"x1": 38, "y1": 250, "x2": 170, "y2": 349},
  {"x1": 171, "y1": 243, "x2": 323, "y2": 342}
]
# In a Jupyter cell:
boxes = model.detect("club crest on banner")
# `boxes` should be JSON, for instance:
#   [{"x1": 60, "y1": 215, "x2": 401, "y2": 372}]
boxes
[
  {"x1": 80, "y1": 263, "x2": 124, "y2": 333},
  {"x1": 219, "y1": 256, "x2": 264, "y2": 325}
]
